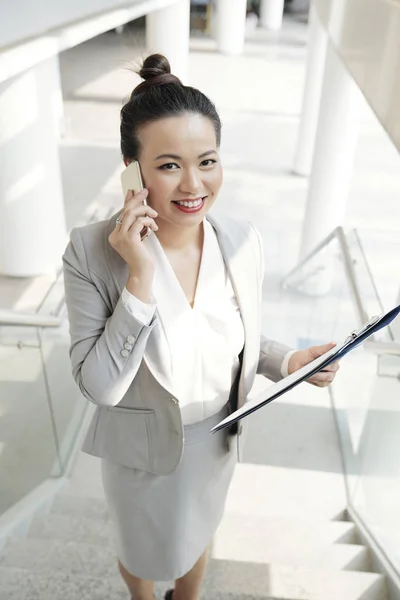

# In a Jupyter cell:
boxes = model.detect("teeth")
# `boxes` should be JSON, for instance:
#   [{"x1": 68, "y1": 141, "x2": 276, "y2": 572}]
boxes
[{"x1": 176, "y1": 199, "x2": 203, "y2": 208}]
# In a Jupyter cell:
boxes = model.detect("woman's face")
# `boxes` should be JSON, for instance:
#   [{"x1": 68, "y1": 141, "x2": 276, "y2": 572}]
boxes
[{"x1": 132, "y1": 113, "x2": 222, "y2": 229}]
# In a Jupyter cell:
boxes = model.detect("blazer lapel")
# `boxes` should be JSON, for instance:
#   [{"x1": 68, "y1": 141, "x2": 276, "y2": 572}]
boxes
[{"x1": 207, "y1": 214, "x2": 260, "y2": 401}]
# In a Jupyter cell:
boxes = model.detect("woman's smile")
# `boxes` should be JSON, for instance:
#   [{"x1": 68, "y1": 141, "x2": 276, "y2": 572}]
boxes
[{"x1": 172, "y1": 197, "x2": 206, "y2": 213}]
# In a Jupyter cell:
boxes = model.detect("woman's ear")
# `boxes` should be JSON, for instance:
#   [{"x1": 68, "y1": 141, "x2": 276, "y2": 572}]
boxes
[{"x1": 123, "y1": 157, "x2": 131, "y2": 167}]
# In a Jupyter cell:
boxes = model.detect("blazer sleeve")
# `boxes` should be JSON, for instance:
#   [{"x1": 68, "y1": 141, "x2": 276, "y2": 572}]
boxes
[
  {"x1": 249, "y1": 223, "x2": 294, "y2": 382},
  {"x1": 62, "y1": 227, "x2": 157, "y2": 407}
]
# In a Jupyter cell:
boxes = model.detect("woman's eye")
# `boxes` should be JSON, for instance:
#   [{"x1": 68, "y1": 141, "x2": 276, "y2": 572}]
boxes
[
  {"x1": 159, "y1": 163, "x2": 179, "y2": 170},
  {"x1": 201, "y1": 159, "x2": 217, "y2": 167}
]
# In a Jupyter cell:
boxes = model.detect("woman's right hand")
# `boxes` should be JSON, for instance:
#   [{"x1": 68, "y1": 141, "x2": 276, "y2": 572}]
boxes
[{"x1": 108, "y1": 189, "x2": 158, "y2": 277}]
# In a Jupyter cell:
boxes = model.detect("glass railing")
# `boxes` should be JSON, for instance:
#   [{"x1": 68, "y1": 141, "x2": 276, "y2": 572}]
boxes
[
  {"x1": 0, "y1": 204, "x2": 115, "y2": 518},
  {"x1": 0, "y1": 286, "x2": 87, "y2": 516},
  {"x1": 281, "y1": 227, "x2": 400, "y2": 575}
]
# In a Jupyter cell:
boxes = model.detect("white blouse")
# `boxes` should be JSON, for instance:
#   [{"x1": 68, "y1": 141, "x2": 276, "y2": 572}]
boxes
[{"x1": 121, "y1": 219, "x2": 293, "y2": 425}]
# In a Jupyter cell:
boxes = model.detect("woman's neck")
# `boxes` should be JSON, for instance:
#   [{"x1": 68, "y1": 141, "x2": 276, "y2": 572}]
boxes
[{"x1": 155, "y1": 219, "x2": 204, "y2": 252}]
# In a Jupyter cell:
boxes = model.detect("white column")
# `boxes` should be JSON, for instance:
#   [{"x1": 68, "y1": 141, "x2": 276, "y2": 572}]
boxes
[
  {"x1": 216, "y1": 0, "x2": 247, "y2": 56},
  {"x1": 0, "y1": 56, "x2": 67, "y2": 277},
  {"x1": 146, "y1": 0, "x2": 190, "y2": 83},
  {"x1": 260, "y1": 0, "x2": 285, "y2": 30},
  {"x1": 293, "y1": 4, "x2": 328, "y2": 176},
  {"x1": 299, "y1": 43, "x2": 363, "y2": 261}
]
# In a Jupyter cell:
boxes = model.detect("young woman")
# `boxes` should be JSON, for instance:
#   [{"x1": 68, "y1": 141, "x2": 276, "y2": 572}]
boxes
[{"x1": 63, "y1": 53, "x2": 339, "y2": 600}]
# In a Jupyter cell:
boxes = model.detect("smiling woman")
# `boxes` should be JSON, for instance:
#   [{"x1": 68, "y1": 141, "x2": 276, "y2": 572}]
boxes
[
  {"x1": 119, "y1": 54, "x2": 223, "y2": 236},
  {"x1": 62, "y1": 52, "x2": 338, "y2": 600}
]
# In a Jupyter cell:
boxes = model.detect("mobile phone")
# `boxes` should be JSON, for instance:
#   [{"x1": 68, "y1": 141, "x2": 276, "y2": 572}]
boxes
[{"x1": 120, "y1": 161, "x2": 151, "y2": 240}]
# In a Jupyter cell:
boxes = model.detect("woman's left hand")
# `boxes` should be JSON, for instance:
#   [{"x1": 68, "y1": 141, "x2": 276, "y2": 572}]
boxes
[{"x1": 288, "y1": 342, "x2": 340, "y2": 388}]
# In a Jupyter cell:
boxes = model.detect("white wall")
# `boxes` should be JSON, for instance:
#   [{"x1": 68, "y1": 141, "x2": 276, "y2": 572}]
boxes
[{"x1": 314, "y1": 0, "x2": 400, "y2": 154}]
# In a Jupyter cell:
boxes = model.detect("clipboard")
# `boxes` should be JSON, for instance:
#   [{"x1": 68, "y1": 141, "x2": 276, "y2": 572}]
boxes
[{"x1": 211, "y1": 303, "x2": 400, "y2": 434}]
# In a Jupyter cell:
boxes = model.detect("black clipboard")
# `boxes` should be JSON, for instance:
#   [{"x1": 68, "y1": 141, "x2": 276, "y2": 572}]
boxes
[{"x1": 211, "y1": 303, "x2": 400, "y2": 434}]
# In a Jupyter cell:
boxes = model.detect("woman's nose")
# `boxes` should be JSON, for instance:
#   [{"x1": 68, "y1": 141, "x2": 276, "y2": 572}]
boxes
[{"x1": 179, "y1": 169, "x2": 202, "y2": 195}]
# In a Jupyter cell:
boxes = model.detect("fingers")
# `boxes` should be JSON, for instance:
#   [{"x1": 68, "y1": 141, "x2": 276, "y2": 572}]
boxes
[
  {"x1": 309, "y1": 341, "x2": 336, "y2": 359},
  {"x1": 309, "y1": 371, "x2": 336, "y2": 387},
  {"x1": 128, "y1": 216, "x2": 159, "y2": 238},
  {"x1": 124, "y1": 188, "x2": 149, "y2": 207},
  {"x1": 118, "y1": 205, "x2": 158, "y2": 234},
  {"x1": 320, "y1": 362, "x2": 340, "y2": 374},
  {"x1": 123, "y1": 189, "x2": 134, "y2": 206}
]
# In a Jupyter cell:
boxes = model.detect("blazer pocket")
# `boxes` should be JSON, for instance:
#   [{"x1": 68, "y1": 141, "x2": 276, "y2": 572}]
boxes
[
  {"x1": 103, "y1": 406, "x2": 154, "y2": 471},
  {"x1": 108, "y1": 406, "x2": 155, "y2": 415}
]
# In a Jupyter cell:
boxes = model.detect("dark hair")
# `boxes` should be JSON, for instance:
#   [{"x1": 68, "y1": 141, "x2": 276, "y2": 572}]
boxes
[{"x1": 120, "y1": 54, "x2": 222, "y2": 160}]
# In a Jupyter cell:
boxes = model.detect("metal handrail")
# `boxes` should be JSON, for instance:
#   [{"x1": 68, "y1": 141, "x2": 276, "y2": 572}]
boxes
[
  {"x1": 282, "y1": 226, "x2": 341, "y2": 287},
  {"x1": 0, "y1": 311, "x2": 62, "y2": 328},
  {"x1": 281, "y1": 226, "x2": 383, "y2": 329}
]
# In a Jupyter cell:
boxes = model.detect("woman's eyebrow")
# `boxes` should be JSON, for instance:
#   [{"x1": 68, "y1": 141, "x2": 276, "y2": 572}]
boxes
[
  {"x1": 154, "y1": 153, "x2": 181, "y2": 160},
  {"x1": 198, "y1": 150, "x2": 217, "y2": 158},
  {"x1": 154, "y1": 150, "x2": 217, "y2": 161}
]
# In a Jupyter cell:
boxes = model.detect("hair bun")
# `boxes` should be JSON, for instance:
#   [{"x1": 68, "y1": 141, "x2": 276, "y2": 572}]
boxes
[
  {"x1": 132, "y1": 54, "x2": 181, "y2": 96},
  {"x1": 139, "y1": 54, "x2": 171, "y2": 81}
]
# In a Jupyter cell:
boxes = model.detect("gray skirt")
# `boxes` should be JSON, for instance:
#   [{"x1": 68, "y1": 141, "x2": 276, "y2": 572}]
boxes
[{"x1": 101, "y1": 403, "x2": 237, "y2": 581}]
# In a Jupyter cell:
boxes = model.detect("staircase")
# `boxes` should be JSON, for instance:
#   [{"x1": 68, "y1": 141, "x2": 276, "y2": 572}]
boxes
[
  {"x1": 0, "y1": 382, "x2": 390, "y2": 600},
  {"x1": 0, "y1": 463, "x2": 388, "y2": 600}
]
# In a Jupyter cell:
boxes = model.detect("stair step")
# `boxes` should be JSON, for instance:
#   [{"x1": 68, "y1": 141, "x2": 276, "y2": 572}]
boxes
[
  {"x1": 226, "y1": 463, "x2": 348, "y2": 523},
  {"x1": 0, "y1": 561, "x2": 387, "y2": 600},
  {"x1": 204, "y1": 560, "x2": 388, "y2": 600},
  {"x1": 28, "y1": 512, "x2": 357, "y2": 550},
  {"x1": 28, "y1": 513, "x2": 113, "y2": 545},
  {"x1": 0, "y1": 567, "x2": 126, "y2": 600},
  {"x1": 0, "y1": 566, "x2": 277, "y2": 600},
  {"x1": 27, "y1": 513, "x2": 368, "y2": 572},
  {"x1": 50, "y1": 494, "x2": 109, "y2": 521},
  {"x1": 218, "y1": 514, "x2": 358, "y2": 545},
  {"x1": 212, "y1": 539, "x2": 370, "y2": 572},
  {"x1": 0, "y1": 538, "x2": 118, "y2": 579},
  {"x1": 0, "y1": 567, "x2": 172, "y2": 600}
]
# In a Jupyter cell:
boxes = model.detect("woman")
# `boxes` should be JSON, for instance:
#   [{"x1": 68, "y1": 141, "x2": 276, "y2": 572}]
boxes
[{"x1": 63, "y1": 54, "x2": 339, "y2": 600}]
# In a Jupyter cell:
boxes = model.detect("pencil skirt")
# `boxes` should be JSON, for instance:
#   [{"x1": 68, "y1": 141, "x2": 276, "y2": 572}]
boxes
[{"x1": 101, "y1": 402, "x2": 236, "y2": 581}]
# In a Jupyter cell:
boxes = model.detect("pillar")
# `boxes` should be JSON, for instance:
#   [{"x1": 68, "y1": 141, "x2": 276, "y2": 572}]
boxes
[
  {"x1": 260, "y1": 0, "x2": 285, "y2": 30},
  {"x1": 293, "y1": 4, "x2": 328, "y2": 176},
  {"x1": 299, "y1": 43, "x2": 363, "y2": 261},
  {"x1": 146, "y1": 0, "x2": 190, "y2": 82},
  {"x1": 0, "y1": 55, "x2": 67, "y2": 277},
  {"x1": 216, "y1": 0, "x2": 247, "y2": 56}
]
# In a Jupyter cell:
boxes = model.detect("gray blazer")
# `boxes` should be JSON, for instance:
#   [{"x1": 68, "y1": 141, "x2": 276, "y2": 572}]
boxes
[{"x1": 62, "y1": 212, "x2": 292, "y2": 475}]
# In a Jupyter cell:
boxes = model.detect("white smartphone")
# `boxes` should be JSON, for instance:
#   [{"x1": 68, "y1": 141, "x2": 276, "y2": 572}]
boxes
[{"x1": 120, "y1": 160, "x2": 151, "y2": 239}]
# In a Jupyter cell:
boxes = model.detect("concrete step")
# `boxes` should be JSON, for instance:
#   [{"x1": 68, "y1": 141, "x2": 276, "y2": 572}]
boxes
[
  {"x1": 0, "y1": 567, "x2": 175, "y2": 600},
  {"x1": 203, "y1": 560, "x2": 388, "y2": 600},
  {"x1": 28, "y1": 513, "x2": 113, "y2": 545},
  {"x1": 212, "y1": 538, "x2": 370, "y2": 572},
  {"x1": 0, "y1": 567, "x2": 126, "y2": 600},
  {"x1": 0, "y1": 538, "x2": 118, "y2": 579},
  {"x1": 226, "y1": 463, "x2": 348, "y2": 524},
  {"x1": 1, "y1": 537, "x2": 385, "y2": 600},
  {"x1": 217, "y1": 513, "x2": 359, "y2": 546},
  {"x1": 28, "y1": 511, "x2": 358, "y2": 551},
  {"x1": 50, "y1": 494, "x2": 109, "y2": 521},
  {"x1": 0, "y1": 559, "x2": 387, "y2": 600},
  {"x1": 28, "y1": 513, "x2": 368, "y2": 572}
]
